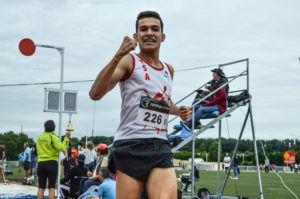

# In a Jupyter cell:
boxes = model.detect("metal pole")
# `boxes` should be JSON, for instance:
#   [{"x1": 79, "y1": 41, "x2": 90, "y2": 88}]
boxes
[
  {"x1": 92, "y1": 101, "x2": 96, "y2": 143},
  {"x1": 57, "y1": 48, "x2": 64, "y2": 199},
  {"x1": 249, "y1": 101, "x2": 264, "y2": 199},
  {"x1": 191, "y1": 106, "x2": 195, "y2": 198},
  {"x1": 217, "y1": 120, "x2": 222, "y2": 198},
  {"x1": 220, "y1": 106, "x2": 250, "y2": 196},
  {"x1": 247, "y1": 59, "x2": 249, "y2": 92}
]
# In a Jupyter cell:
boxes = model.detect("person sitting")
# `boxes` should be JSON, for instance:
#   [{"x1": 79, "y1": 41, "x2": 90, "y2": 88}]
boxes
[
  {"x1": 193, "y1": 68, "x2": 229, "y2": 109},
  {"x1": 181, "y1": 79, "x2": 227, "y2": 130},
  {"x1": 208, "y1": 68, "x2": 229, "y2": 95},
  {"x1": 78, "y1": 144, "x2": 108, "y2": 196},
  {"x1": 79, "y1": 167, "x2": 115, "y2": 199},
  {"x1": 60, "y1": 154, "x2": 88, "y2": 199},
  {"x1": 79, "y1": 141, "x2": 97, "y2": 172}
]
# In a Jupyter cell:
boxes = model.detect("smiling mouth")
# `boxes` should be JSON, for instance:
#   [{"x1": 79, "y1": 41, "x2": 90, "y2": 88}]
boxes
[{"x1": 143, "y1": 39, "x2": 156, "y2": 44}]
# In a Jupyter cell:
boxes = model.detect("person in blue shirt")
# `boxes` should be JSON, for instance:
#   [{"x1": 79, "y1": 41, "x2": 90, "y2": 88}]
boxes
[
  {"x1": 23, "y1": 142, "x2": 31, "y2": 181},
  {"x1": 97, "y1": 168, "x2": 116, "y2": 199},
  {"x1": 79, "y1": 167, "x2": 115, "y2": 199},
  {"x1": 18, "y1": 152, "x2": 24, "y2": 173},
  {"x1": 30, "y1": 144, "x2": 38, "y2": 179}
]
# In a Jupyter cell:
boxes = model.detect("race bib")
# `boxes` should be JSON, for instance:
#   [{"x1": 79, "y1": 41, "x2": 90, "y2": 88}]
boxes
[{"x1": 136, "y1": 96, "x2": 170, "y2": 129}]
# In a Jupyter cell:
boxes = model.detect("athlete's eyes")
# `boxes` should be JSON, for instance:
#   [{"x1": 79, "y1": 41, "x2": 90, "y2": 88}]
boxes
[{"x1": 152, "y1": 27, "x2": 159, "y2": 31}]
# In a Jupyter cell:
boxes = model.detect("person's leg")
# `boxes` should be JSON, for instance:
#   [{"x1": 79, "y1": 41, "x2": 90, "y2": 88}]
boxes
[
  {"x1": 90, "y1": 162, "x2": 95, "y2": 172},
  {"x1": 34, "y1": 162, "x2": 38, "y2": 178},
  {"x1": 37, "y1": 162, "x2": 47, "y2": 199},
  {"x1": 184, "y1": 105, "x2": 219, "y2": 128},
  {"x1": 37, "y1": 188, "x2": 45, "y2": 199},
  {"x1": 82, "y1": 179, "x2": 101, "y2": 194},
  {"x1": 26, "y1": 169, "x2": 30, "y2": 179},
  {"x1": 116, "y1": 169, "x2": 144, "y2": 199},
  {"x1": 48, "y1": 188, "x2": 55, "y2": 199},
  {"x1": 193, "y1": 105, "x2": 219, "y2": 123},
  {"x1": 233, "y1": 167, "x2": 238, "y2": 178},
  {"x1": 146, "y1": 168, "x2": 177, "y2": 199},
  {"x1": 31, "y1": 162, "x2": 35, "y2": 178},
  {"x1": 19, "y1": 162, "x2": 22, "y2": 173},
  {"x1": 0, "y1": 168, "x2": 5, "y2": 183},
  {"x1": 47, "y1": 161, "x2": 58, "y2": 199},
  {"x1": 78, "y1": 179, "x2": 87, "y2": 196}
]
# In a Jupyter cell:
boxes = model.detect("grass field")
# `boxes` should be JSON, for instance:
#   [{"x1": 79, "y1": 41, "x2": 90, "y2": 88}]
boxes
[
  {"x1": 177, "y1": 170, "x2": 300, "y2": 199},
  {"x1": 4, "y1": 167, "x2": 300, "y2": 199}
]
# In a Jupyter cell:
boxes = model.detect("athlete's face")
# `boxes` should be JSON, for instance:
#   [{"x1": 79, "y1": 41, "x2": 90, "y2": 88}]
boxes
[{"x1": 134, "y1": 17, "x2": 165, "y2": 52}]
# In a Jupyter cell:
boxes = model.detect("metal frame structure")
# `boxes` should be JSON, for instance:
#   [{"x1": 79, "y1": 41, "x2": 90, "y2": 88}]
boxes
[
  {"x1": 170, "y1": 59, "x2": 264, "y2": 199},
  {"x1": 31, "y1": 43, "x2": 65, "y2": 199}
]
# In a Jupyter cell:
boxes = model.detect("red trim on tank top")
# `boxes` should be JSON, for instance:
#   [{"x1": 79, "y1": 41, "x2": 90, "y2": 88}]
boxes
[
  {"x1": 135, "y1": 53, "x2": 164, "y2": 71},
  {"x1": 164, "y1": 62, "x2": 173, "y2": 81},
  {"x1": 120, "y1": 53, "x2": 135, "y2": 82}
]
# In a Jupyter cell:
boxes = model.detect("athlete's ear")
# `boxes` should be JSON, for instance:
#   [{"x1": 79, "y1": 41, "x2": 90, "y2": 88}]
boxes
[
  {"x1": 133, "y1": 33, "x2": 137, "y2": 40},
  {"x1": 161, "y1": 33, "x2": 166, "y2": 42}
]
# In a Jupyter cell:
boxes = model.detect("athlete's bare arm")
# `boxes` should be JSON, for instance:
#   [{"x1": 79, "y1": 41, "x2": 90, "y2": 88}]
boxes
[
  {"x1": 89, "y1": 36, "x2": 137, "y2": 100},
  {"x1": 167, "y1": 64, "x2": 191, "y2": 121}
]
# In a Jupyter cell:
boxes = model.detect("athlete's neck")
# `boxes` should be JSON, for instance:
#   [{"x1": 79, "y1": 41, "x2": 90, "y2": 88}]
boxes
[{"x1": 138, "y1": 51, "x2": 162, "y2": 69}]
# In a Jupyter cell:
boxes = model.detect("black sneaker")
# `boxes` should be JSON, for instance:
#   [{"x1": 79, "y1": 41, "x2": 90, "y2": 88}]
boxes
[
  {"x1": 195, "y1": 122, "x2": 202, "y2": 129},
  {"x1": 180, "y1": 121, "x2": 191, "y2": 131}
]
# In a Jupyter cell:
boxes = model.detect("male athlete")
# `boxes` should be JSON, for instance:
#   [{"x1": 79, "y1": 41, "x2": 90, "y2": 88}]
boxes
[{"x1": 89, "y1": 11, "x2": 191, "y2": 199}]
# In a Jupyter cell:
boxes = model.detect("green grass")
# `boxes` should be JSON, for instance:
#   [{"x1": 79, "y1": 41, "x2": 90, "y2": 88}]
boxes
[
  {"x1": 4, "y1": 167, "x2": 300, "y2": 198},
  {"x1": 4, "y1": 167, "x2": 39, "y2": 186},
  {"x1": 176, "y1": 170, "x2": 300, "y2": 199}
]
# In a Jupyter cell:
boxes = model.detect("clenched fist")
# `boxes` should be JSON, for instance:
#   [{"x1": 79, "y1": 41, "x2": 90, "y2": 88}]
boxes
[
  {"x1": 116, "y1": 36, "x2": 137, "y2": 58},
  {"x1": 179, "y1": 106, "x2": 191, "y2": 122}
]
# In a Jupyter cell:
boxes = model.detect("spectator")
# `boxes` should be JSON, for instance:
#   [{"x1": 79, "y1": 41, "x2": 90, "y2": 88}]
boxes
[
  {"x1": 290, "y1": 164, "x2": 294, "y2": 172},
  {"x1": 30, "y1": 144, "x2": 38, "y2": 180},
  {"x1": 181, "y1": 79, "x2": 227, "y2": 130},
  {"x1": 60, "y1": 154, "x2": 88, "y2": 198},
  {"x1": 193, "y1": 68, "x2": 229, "y2": 108},
  {"x1": 36, "y1": 120, "x2": 70, "y2": 199},
  {"x1": 23, "y1": 142, "x2": 32, "y2": 181},
  {"x1": 59, "y1": 150, "x2": 68, "y2": 175},
  {"x1": 232, "y1": 155, "x2": 239, "y2": 179},
  {"x1": 207, "y1": 68, "x2": 229, "y2": 95},
  {"x1": 294, "y1": 163, "x2": 299, "y2": 173},
  {"x1": 264, "y1": 158, "x2": 270, "y2": 173},
  {"x1": 259, "y1": 163, "x2": 263, "y2": 171},
  {"x1": 0, "y1": 141, "x2": 6, "y2": 183},
  {"x1": 79, "y1": 144, "x2": 108, "y2": 196},
  {"x1": 18, "y1": 152, "x2": 24, "y2": 173},
  {"x1": 79, "y1": 141, "x2": 97, "y2": 172},
  {"x1": 194, "y1": 165, "x2": 199, "y2": 180},
  {"x1": 223, "y1": 153, "x2": 231, "y2": 175},
  {"x1": 79, "y1": 167, "x2": 116, "y2": 199},
  {"x1": 64, "y1": 142, "x2": 78, "y2": 177},
  {"x1": 78, "y1": 143, "x2": 85, "y2": 153}
]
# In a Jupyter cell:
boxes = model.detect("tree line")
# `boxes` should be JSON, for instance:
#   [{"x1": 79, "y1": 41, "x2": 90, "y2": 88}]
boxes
[{"x1": 1, "y1": 131, "x2": 299, "y2": 165}]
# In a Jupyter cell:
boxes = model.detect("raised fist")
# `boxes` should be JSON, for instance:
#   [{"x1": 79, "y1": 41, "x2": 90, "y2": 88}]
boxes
[
  {"x1": 179, "y1": 106, "x2": 191, "y2": 122},
  {"x1": 117, "y1": 36, "x2": 137, "y2": 57}
]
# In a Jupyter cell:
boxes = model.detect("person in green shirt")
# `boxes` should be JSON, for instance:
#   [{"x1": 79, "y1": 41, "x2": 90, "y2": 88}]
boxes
[{"x1": 36, "y1": 120, "x2": 71, "y2": 199}]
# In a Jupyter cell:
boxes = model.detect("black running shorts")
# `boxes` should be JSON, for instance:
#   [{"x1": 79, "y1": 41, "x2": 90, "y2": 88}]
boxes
[
  {"x1": 37, "y1": 160, "x2": 58, "y2": 189},
  {"x1": 108, "y1": 138, "x2": 173, "y2": 181},
  {"x1": 23, "y1": 161, "x2": 30, "y2": 171}
]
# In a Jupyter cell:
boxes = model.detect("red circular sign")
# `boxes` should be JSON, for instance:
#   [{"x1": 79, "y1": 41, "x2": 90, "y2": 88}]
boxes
[{"x1": 19, "y1": 38, "x2": 36, "y2": 56}]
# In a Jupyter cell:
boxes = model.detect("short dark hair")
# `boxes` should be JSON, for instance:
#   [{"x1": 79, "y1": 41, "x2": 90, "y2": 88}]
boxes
[
  {"x1": 99, "y1": 167, "x2": 111, "y2": 179},
  {"x1": 44, "y1": 120, "x2": 55, "y2": 132},
  {"x1": 97, "y1": 148, "x2": 108, "y2": 155},
  {"x1": 136, "y1": 11, "x2": 163, "y2": 33},
  {"x1": 0, "y1": 140, "x2": 3, "y2": 145},
  {"x1": 78, "y1": 143, "x2": 84, "y2": 147}
]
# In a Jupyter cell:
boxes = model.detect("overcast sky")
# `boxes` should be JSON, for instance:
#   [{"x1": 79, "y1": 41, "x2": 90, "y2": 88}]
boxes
[{"x1": 0, "y1": 0, "x2": 300, "y2": 142}]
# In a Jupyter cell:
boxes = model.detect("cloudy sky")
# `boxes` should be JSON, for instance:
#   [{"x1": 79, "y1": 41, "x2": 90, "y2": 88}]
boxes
[{"x1": 0, "y1": 0, "x2": 300, "y2": 142}]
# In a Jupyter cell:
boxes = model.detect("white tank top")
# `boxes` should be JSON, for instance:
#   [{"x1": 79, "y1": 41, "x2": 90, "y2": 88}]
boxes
[{"x1": 114, "y1": 53, "x2": 173, "y2": 141}]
